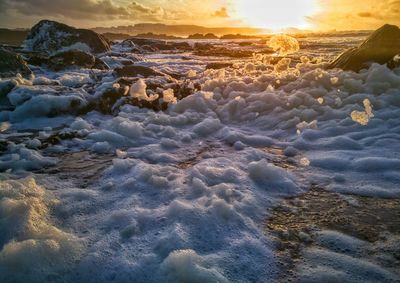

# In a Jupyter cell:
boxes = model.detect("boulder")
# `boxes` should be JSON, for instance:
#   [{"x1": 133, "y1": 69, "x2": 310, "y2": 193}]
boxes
[
  {"x1": 329, "y1": 24, "x2": 400, "y2": 72},
  {"x1": 24, "y1": 20, "x2": 111, "y2": 54},
  {"x1": 0, "y1": 47, "x2": 32, "y2": 78},
  {"x1": 114, "y1": 65, "x2": 164, "y2": 78}
]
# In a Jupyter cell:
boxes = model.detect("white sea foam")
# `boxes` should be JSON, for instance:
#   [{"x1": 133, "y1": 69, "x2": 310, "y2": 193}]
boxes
[{"x1": 1, "y1": 34, "x2": 399, "y2": 282}]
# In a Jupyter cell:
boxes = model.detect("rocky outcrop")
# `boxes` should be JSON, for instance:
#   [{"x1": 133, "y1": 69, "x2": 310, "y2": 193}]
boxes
[
  {"x1": 329, "y1": 24, "x2": 400, "y2": 72},
  {"x1": 0, "y1": 47, "x2": 32, "y2": 78},
  {"x1": 24, "y1": 20, "x2": 111, "y2": 54}
]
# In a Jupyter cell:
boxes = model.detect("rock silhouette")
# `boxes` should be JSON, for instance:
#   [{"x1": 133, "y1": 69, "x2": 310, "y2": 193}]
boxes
[{"x1": 330, "y1": 24, "x2": 400, "y2": 72}]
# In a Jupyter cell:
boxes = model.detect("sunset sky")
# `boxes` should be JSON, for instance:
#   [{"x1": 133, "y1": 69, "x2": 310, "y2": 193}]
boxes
[{"x1": 0, "y1": 0, "x2": 399, "y2": 31}]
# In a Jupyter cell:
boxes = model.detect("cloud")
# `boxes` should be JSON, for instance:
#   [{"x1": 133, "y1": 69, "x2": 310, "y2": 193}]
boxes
[
  {"x1": 1, "y1": 0, "x2": 399, "y2": 30},
  {"x1": 125, "y1": 2, "x2": 166, "y2": 21},
  {"x1": 310, "y1": 0, "x2": 400, "y2": 30},
  {"x1": 0, "y1": 0, "x2": 170, "y2": 22},
  {"x1": 213, "y1": 7, "x2": 229, "y2": 18},
  {"x1": 358, "y1": 12, "x2": 373, "y2": 18},
  {"x1": 1, "y1": 0, "x2": 127, "y2": 19},
  {"x1": 0, "y1": 0, "x2": 217, "y2": 28}
]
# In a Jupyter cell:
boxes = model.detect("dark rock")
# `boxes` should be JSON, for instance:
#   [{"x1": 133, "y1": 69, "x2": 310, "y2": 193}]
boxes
[
  {"x1": 141, "y1": 45, "x2": 159, "y2": 53},
  {"x1": 238, "y1": 42, "x2": 253, "y2": 46},
  {"x1": 170, "y1": 42, "x2": 191, "y2": 51},
  {"x1": 206, "y1": 62, "x2": 233, "y2": 69},
  {"x1": 120, "y1": 59, "x2": 136, "y2": 66},
  {"x1": 188, "y1": 33, "x2": 218, "y2": 39},
  {"x1": 89, "y1": 84, "x2": 128, "y2": 114},
  {"x1": 0, "y1": 79, "x2": 16, "y2": 109},
  {"x1": 121, "y1": 38, "x2": 192, "y2": 53},
  {"x1": 0, "y1": 140, "x2": 7, "y2": 154},
  {"x1": 0, "y1": 79, "x2": 16, "y2": 97},
  {"x1": 124, "y1": 38, "x2": 158, "y2": 46},
  {"x1": 114, "y1": 65, "x2": 164, "y2": 78},
  {"x1": 165, "y1": 72, "x2": 183, "y2": 80},
  {"x1": 40, "y1": 131, "x2": 82, "y2": 149},
  {"x1": 194, "y1": 42, "x2": 214, "y2": 51},
  {"x1": 23, "y1": 52, "x2": 49, "y2": 66},
  {"x1": 0, "y1": 47, "x2": 32, "y2": 78},
  {"x1": 193, "y1": 43, "x2": 253, "y2": 58},
  {"x1": 329, "y1": 24, "x2": 400, "y2": 72},
  {"x1": 48, "y1": 50, "x2": 95, "y2": 70},
  {"x1": 24, "y1": 50, "x2": 109, "y2": 70},
  {"x1": 25, "y1": 20, "x2": 111, "y2": 54},
  {"x1": 93, "y1": 57, "x2": 110, "y2": 70}
]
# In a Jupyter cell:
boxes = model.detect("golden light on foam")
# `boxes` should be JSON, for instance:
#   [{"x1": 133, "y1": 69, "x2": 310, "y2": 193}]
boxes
[{"x1": 233, "y1": 0, "x2": 321, "y2": 30}]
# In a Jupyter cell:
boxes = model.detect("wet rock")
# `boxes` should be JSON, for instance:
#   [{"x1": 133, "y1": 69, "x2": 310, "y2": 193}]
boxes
[
  {"x1": 0, "y1": 140, "x2": 7, "y2": 154},
  {"x1": 91, "y1": 84, "x2": 128, "y2": 114},
  {"x1": 238, "y1": 42, "x2": 253, "y2": 47},
  {"x1": 25, "y1": 20, "x2": 111, "y2": 54},
  {"x1": 119, "y1": 59, "x2": 136, "y2": 66},
  {"x1": 48, "y1": 50, "x2": 95, "y2": 70},
  {"x1": 170, "y1": 41, "x2": 192, "y2": 51},
  {"x1": 0, "y1": 47, "x2": 32, "y2": 78},
  {"x1": 121, "y1": 38, "x2": 192, "y2": 53},
  {"x1": 329, "y1": 24, "x2": 400, "y2": 72},
  {"x1": 39, "y1": 131, "x2": 82, "y2": 149},
  {"x1": 140, "y1": 45, "x2": 159, "y2": 53},
  {"x1": 114, "y1": 65, "x2": 164, "y2": 78},
  {"x1": 194, "y1": 42, "x2": 214, "y2": 51},
  {"x1": 193, "y1": 43, "x2": 254, "y2": 58},
  {"x1": 123, "y1": 38, "x2": 158, "y2": 47},
  {"x1": 0, "y1": 80, "x2": 16, "y2": 99},
  {"x1": 93, "y1": 57, "x2": 110, "y2": 70},
  {"x1": 24, "y1": 50, "x2": 109, "y2": 70},
  {"x1": 206, "y1": 62, "x2": 233, "y2": 69}
]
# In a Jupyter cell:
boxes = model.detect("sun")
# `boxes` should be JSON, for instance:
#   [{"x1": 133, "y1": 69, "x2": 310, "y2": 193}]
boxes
[{"x1": 233, "y1": 0, "x2": 321, "y2": 31}]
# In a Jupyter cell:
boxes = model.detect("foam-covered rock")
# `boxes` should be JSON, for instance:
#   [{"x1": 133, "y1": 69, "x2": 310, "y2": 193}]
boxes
[
  {"x1": 24, "y1": 20, "x2": 110, "y2": 54},
  {"x1": 330, "y1": 24, "x2": 400, "y2": 71},
  {"x1": 0, "y1": 48, "x2": 32, "y2": 78}
]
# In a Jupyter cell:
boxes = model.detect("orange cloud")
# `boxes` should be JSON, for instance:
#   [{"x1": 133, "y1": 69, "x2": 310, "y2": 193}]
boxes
[{"x1": 213, "y1": 7, "x2": 229, "y2": 18}]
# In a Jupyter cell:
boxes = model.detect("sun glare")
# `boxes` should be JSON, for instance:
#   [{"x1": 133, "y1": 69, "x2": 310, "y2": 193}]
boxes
[{"x1": 234, "y1": 0, "x2": 321, "y2": 31}]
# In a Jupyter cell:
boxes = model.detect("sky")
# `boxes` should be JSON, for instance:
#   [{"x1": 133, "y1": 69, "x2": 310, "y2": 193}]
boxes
[{"x1": 0, "y1": 0, "x2": 399, "y2": 31}]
